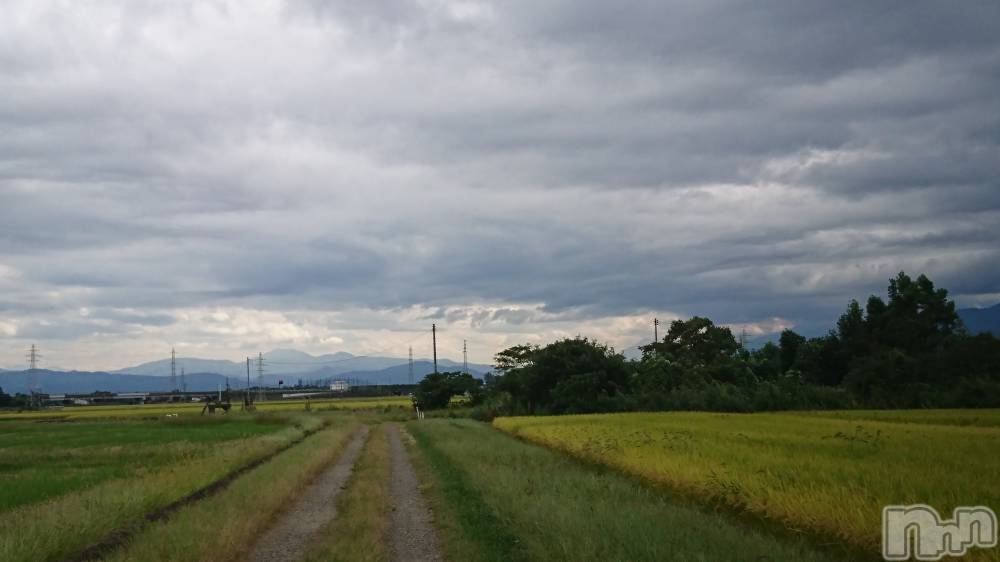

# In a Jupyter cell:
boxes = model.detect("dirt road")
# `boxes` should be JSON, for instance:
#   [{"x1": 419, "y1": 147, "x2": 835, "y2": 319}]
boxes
[
  {"x1": 246, "y1": 425, "x2": 370, "y2": 562},
  {"x1": 387, "y1": 424, "x2": 442, "y2": 562}
]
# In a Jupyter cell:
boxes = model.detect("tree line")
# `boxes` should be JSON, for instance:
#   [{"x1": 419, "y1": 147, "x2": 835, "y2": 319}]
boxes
[{"x1": 415, "y1": 272, "x2": 1000, "y2": 416}]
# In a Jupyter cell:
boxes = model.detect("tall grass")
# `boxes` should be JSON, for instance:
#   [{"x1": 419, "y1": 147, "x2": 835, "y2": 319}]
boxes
[
  {"x1": 495, "y1": 410, "x2": 1000, "y2": 560},
  {"x1": 409, "y1": 419, "x2": 841, "y2": 562}
]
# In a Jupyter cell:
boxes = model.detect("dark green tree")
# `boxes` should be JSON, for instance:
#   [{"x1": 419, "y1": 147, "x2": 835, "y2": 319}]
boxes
[
  {"x1": 778, "y1": 329, "x2": 806, "y2": 373},
  {"x1": 749, "y1": 341, "x2": 782, "y2": 380},
  {"x1": 495, "y1": 338, "x2": 630, "y2": 414},
  {"x1": 414, "y1": 371, "x2": 482, "y2": 410}
]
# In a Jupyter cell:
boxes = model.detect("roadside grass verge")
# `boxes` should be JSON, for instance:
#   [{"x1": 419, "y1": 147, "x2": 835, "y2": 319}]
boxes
[
  {"x1": 302, "y1": 423, "x2": 391, "y2": 562},
  {"x1": 0, "y1": 414, "x2": 326, "y2": 562},
  {"x1": 495, "y1": 411, "x2": 1000, "y2": 560},
  {"x1": 101, "y1": 419, "x2": 361, "y2": 562},
  {"x1": 408, "y1": 423, "x2": 526, "y2": 562},
  {"x1": 409, "y1": 419, "x2": 839, "y2": 562}
]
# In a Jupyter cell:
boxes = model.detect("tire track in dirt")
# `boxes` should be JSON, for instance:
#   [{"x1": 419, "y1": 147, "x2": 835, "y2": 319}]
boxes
[
  {"x1": 387, "y1": 424, "x2": 442, "y2": 562},
  {"x1": 246, "y1": 425, "x2": 370, "y2": 562}
]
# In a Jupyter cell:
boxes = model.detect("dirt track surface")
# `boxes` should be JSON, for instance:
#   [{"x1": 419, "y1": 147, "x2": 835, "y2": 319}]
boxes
[
  {"x1": 246, "y1": 425, "x2": 369, "y2": 562},
  {"x1": 387, "y1": 424, "x2": 442, "y2": 562}
]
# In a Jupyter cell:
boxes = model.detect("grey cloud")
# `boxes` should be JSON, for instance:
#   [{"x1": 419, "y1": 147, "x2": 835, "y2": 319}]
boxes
[{"x1": 1, "y1": 0, "x2": 998, "y2": 367}]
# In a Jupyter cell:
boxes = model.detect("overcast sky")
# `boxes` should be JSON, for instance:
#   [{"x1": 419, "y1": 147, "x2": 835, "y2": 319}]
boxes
[{"x1": 2, "y1": 1, "x2": 999, "y2": 370}]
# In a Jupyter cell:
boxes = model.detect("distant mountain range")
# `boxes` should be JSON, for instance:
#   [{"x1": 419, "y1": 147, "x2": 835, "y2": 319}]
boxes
[
  {"x1": 0, "y1": 349, "x2": 492, "y2": 395},
  {"x1": 959, "y1": 304, "x2": 1000, "y2": 335},
  {"x1": 112, "y1": 349, "x2": 490, "y2": 378}
]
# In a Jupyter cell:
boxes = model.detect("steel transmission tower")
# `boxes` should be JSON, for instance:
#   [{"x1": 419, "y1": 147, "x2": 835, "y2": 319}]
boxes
[
  {"x1": 463, "y1": 340, "x2": 468, "y2": 375},
  {"x1": 26, "y1": 344, "x2": 41, "y2": 406},
  {"x1": 256, "y1": 352, "x2": 265, "y2": 402},
  {"x1": 180, "y1": 367, "x2": 187, "y2": 393},
  {"x1": 169, "y1": 348, "x2": 178, "y2": 392}
]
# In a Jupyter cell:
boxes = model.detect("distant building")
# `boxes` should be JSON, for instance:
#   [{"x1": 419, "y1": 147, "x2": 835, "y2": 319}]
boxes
[{"x1": 329, "y1": 380, "x2": 349, "y2": 392}]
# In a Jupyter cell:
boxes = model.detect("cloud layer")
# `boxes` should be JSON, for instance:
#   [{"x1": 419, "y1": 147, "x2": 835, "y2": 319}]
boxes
[{"x1": 2, "y1": 1, "x2": 999, "y2": 369}]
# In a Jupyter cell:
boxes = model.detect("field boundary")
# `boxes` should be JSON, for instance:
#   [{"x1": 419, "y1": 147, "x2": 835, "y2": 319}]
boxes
[{"x1": 58, "y1": 419, "x2": 331, "y2": 562}]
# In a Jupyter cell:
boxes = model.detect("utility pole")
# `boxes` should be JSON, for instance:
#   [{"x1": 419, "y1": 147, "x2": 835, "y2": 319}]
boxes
[
  {"x1": 256, "y1": 352, "x2": 265, "y2": 402},
  {"x1": 244, "y1": 357, "x2": 253, "y2": 410},
  {"x1": 654, "y1": 318, "x2": 659, "y2": 343},
  {"x1": 169, "y1": 348, "x2": 178, "y2": 393},
  {"x1": 408, "y1": 346, "x2": 414, "y2": 385},
  {"x1": 463, "y1": 340, "x2": 468, "y2": 375},
  {"x1": 432, "y1": 324, "x2": 438, "y2": 374}
]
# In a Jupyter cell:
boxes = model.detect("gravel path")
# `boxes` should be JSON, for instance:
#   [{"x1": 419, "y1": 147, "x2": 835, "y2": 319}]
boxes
[
  {"x1": 246, "y1": 425, "x2": 369, "y2": 562},
  {"x1": 387, "y1": 424, "x2": 443, "y2": 562}
]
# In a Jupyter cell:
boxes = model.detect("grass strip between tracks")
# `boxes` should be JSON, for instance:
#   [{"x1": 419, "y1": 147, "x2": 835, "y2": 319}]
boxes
[{"x1": 302, "y1": 423, "x2": 391, "y2": 562}]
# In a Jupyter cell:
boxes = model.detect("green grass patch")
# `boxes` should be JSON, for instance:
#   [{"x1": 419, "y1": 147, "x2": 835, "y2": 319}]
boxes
[{"x1": 408, "y1": 422, "x2": 528, "y2": 562}]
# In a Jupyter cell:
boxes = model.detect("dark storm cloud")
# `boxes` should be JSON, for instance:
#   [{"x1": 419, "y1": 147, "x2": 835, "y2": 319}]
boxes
[{"x1": 1, "y1": 0, "x2": 999, "y2": 367}]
